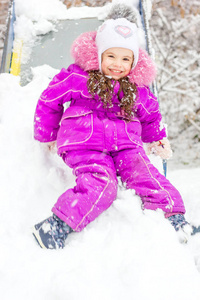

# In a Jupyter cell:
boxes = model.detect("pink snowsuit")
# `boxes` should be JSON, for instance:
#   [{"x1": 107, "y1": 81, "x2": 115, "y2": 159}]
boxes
[{"x1": 34, "y1": 32, "x2": 185, "y2": 232}]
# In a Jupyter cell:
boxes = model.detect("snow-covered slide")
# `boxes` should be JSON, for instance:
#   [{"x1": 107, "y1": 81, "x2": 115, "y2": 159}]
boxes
[
  {"x1": 1, "y1": 2, "x2": 103, "y2": 85},
  {"x1": 1, "y1": 1, "x2": 148, "y2": 86},
  {"x1": 19, "y1": 18, "x2": 103, "y2": 85},
  {"x1": 1, "y1": 0, "x2": 113, "y2": 85}
]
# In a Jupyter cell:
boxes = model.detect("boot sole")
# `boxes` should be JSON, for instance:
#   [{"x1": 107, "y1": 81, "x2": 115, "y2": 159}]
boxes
[{"x1": 32, "y1": 227, "x2": 47, "y2": 249}]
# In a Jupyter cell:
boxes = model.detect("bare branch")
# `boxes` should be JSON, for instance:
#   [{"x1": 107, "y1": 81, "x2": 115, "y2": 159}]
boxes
[
  {"x1": 160, "y1": 56, "x2": 200, "y2": 89},
  {"x1": 188, "y1": 118, "x2": 200, "y2": 132}
]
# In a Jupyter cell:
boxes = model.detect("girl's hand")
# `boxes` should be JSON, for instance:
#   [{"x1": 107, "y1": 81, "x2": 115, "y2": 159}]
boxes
[
  {"x1": 146, "y1": 138, "x2": 172, "y2": 160},
  {"x1": 47, "y1": 141, "x2": 57, "y2": 153}
]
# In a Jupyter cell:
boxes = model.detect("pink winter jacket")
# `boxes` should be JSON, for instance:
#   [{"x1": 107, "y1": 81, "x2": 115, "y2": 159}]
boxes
[{"x1": 34, "y1": 31, "x2": 166, "y2": 155}]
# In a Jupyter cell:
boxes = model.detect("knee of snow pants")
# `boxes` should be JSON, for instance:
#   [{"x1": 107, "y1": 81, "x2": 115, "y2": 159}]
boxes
[
  {"x1": 52, "y1": 150, "x2": 118, "y2": 231},
  {"x1": 112, "y1": 148, "x2": 185, "y2": 215}
]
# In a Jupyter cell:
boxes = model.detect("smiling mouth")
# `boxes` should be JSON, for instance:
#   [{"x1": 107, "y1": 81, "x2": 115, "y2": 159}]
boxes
[{"x1": 109, "y1": 69, "x2": 122, "y2": 73}]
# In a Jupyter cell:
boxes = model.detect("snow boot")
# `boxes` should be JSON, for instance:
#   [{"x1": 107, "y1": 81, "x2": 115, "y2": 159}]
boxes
[
  {"x1": 33, "y1": 214, "x2": 72, "y2": 249},
  {"x1": 168, "y1": 214, "x2": 192, "y2": 243},
  {"x1": 168, "y1": 214, "x2": 189, "y2": 231}
]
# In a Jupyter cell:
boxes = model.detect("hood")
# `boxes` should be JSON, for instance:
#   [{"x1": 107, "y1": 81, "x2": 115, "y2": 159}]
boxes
[{"x1": 71, "y1": 31, "x2": 157, "y2": 86}]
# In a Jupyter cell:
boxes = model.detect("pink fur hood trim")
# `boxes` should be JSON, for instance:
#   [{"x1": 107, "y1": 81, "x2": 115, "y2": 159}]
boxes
[{"x1": 71, "y1": 31, "x2": 157, "y2": 86}]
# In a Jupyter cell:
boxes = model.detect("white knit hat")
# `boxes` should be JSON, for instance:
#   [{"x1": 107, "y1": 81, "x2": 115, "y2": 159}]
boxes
[{"x1": 96, "y1": 18, "x2": 139, "y2": 71}]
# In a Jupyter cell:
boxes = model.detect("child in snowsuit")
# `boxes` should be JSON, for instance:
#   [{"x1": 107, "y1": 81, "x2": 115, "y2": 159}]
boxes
[{"x1": 33, "y1": 17, "x2": 189, "y2": 249}]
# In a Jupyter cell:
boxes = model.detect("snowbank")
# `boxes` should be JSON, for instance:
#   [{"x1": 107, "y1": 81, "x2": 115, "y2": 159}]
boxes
[{"x1": 0, "y1": 65, "x2": 200, "y2": 300}]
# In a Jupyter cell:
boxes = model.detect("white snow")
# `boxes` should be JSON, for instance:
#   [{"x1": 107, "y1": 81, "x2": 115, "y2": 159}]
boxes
[{"x1": 1, "y1": 0, "x2": 200, "y2": 299}]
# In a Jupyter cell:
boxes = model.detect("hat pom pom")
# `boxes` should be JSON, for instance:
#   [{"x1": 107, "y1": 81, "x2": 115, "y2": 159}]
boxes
[{"x1": 106, "y1": 3, "x2": 139, "y2": 25}]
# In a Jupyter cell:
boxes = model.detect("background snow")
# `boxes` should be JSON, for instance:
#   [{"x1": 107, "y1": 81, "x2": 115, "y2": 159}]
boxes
[
  {"x1": 150, "y1": 1, "x2": 200, "y2": 169},
  {"x1": 1, "y1": 0, "x2": 200, "y2": 299}
]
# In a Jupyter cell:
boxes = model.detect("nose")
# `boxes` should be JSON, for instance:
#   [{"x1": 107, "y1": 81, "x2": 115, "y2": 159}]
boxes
[{"x1": 113, "y1": 59, "x2": 122, "y2": 68}]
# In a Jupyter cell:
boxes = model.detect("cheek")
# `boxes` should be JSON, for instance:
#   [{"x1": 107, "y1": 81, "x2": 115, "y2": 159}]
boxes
[
  {"x1": 124, "y1": 64, "x2": 132, "y2": 75},
  {"x1": 101, "y1": 62, "x2": 105, "y2": 73},
  {"x1": 101, "y1": 60, "x2": 109, "y2": 74}
]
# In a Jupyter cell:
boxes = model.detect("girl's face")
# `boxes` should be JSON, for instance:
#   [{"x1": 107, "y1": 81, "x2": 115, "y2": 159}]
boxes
[{"x1": 101, "y1": 47, "x2": 133, "y2": 80}]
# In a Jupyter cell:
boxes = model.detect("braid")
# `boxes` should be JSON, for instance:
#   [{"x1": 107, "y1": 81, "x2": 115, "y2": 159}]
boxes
[
  {"x1": 118, "y1": 76, "x2": 137, "y2": 119},
  {"x1": 87, "y1": 70, "x2": 137, "y2": 121},
  {"x1": 87, "y1": 70, "x2": 116, "y2": 109}
]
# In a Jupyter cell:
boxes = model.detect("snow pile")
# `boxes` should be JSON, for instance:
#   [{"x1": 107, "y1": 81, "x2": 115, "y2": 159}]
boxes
[
  {"x1": 1, "y1": 59, "x2": 200, "y2": 300},
  {"x1": 15, "y1": 0, "x2": 70, "y2": 21},
  {"x1": 1, "y1": 1, "x2": 200, "y2": 299},
  {"x1": 15, "y1": 0, "x2": 112, "y2": 21}
]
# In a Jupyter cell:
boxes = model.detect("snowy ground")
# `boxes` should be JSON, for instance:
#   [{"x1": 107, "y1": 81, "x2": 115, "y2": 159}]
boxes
[{"x1": 1, "y1": 0, "x2": 200, "y2": 299}]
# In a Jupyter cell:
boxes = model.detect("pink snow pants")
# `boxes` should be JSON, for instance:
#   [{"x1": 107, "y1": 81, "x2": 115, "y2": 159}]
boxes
[{"x1": 52, "y1": 148, "x2": 185, "y2": 232}]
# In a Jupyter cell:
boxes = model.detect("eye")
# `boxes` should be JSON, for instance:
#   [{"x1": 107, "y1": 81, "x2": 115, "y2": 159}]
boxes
[
  {"x1": 108, "y1": 55, "x2": 114, "y2": 58},
  {"x1": 123, "y1": 58, "x2": 130, "y2": 61}
]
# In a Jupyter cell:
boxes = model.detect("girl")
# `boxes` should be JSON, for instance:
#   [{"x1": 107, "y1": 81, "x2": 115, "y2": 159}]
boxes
[{"x1": 33, "y1": 17, "x2": 190, "y2": 249}]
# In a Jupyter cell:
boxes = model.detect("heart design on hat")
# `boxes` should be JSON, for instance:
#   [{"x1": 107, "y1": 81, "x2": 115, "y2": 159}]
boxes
[{"x1": 115, "y1": 25, "x2": 133, "y2": 38}]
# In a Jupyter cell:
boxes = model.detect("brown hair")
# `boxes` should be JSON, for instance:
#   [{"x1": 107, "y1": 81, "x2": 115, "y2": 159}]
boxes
[{"x1": 87, "y1": 70, "x2": 137, "y2": 121}]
